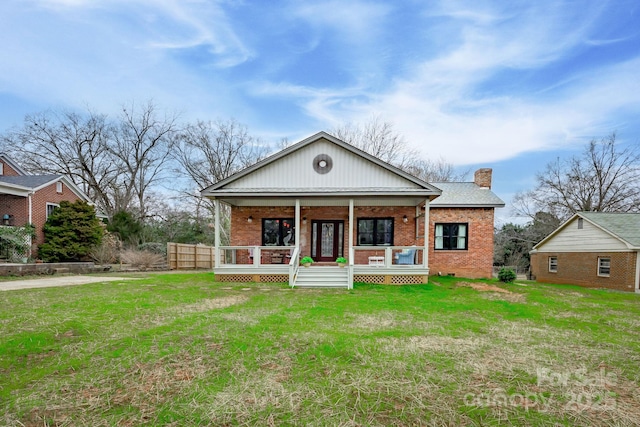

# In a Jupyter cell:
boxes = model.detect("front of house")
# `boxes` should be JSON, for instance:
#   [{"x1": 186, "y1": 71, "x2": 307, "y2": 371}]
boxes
[{"x1": 201, "y1": 132, "x2": 504, "y2": 288}]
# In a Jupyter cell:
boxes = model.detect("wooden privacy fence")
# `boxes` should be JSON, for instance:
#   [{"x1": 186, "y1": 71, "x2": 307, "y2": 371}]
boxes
[{"x1": 167, "y1": 243, "x2": 216, "y2": 270}]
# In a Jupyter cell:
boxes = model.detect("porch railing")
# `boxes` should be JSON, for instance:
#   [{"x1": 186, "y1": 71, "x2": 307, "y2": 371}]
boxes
[
  {"x1": 351, "y1": 246, "x2": 426, "y2": 268},
  {"x1": 215, "y1": 245, "x2": 426, "y2": 269},
  {"x1": 217, "y1": 246, "x2": 296, "y2": 267},
  {"x1": 288, "y1": 246, "x2": 300, "y2": 287}
]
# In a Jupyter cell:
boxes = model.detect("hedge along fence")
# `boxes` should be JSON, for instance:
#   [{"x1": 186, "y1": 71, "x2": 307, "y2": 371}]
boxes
[
  {"x1": 0, "y1": 225, "x2": 35, "y2": 262},
  {"x1": 167, "y1": 243, "x2": 215, "y2": 270}
]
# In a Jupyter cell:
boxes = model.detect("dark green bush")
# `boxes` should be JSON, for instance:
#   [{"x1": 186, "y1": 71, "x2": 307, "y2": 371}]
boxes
[
  {"x1": 498, "y1": 268, "x2": 517, "y2": 283},
  {"x1": 38, "y1": 201, "x2": 103, "y2": 262}
]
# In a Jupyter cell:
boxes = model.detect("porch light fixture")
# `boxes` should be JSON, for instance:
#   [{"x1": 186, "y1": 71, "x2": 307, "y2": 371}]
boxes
[
  {"x1": 302, "y1": 216, "x2": 307, "y2": 225},
  {"x1": 247, "y1": 216, "x2": 253, "y2": 223},
  {"x1": 403, "y1": 215, "x2": 408, "y2": 223}
]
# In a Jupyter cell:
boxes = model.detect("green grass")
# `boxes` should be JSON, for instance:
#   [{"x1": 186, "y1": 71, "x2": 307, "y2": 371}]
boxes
[{"x1": 1, "y1": 273, "x2": 639, "y2": 426}]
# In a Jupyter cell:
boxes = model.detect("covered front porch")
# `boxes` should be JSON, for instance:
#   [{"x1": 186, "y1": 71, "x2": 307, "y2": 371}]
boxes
[
  {"x1": 201, "y1": 131, "x2": 443, "y2": 288},
  {"x1": 211, "y1": 197, "x2": 432, "y2": 289}
]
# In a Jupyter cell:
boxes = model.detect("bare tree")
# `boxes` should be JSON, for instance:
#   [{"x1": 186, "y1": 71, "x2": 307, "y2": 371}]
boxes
[
  {"x1": 109, "y1": 101, "x2": 178, "y2": 220},
  {"x1": 172, "y1": 119, "x2": 267, "y2": 245},
  {"x1": 513, "y1": 133, "x2": 640, "y2": 221},
  {"x1": 332, "y1": 117, "x2": 465, "y2": 182},
  {"x1": 1, "y1": 102, "x2": 178, "y2": 219},
  {"x1": 174, "y1": 119, "x2": 266, "y2": 190},
  {"x1": 331, "y1": 116, "x2": 420, "y2": 169},
  {"x1": 405, "y1": 158, "x2": 469, "y2": 182},
  {"x1": 1, "y1": 109, "x2": 123, "y2": 215}
]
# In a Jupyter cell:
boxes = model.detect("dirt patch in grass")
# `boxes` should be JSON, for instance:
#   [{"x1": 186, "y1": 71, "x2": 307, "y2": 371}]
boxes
[
  {"x1": 177, "y1": 295, "x2": 249, "y2": 313},
  {"x1": 457, "y1": 281, "x2": 526, "y2": 303}
]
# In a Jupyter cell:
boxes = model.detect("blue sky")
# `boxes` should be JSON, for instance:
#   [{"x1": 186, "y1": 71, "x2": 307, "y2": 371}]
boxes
[{"x1": 1, "y1": 0, "x2": 639, "y2": 224}]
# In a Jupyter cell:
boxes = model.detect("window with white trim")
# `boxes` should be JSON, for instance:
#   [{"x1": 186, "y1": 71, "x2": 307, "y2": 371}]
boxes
[
  {"x1": 56, "y1": 181, "x2": 63, "y2": 193},
  {"x1": 46, "y1": 203, "x2": 59, "y2": 219},
  {"x1": 435, "y1": 223, "x2": 467, "y2": 250},
  {"x1": 598, "y1": 257, "x2": 610, "y2": 277},
  {"x1": 548, "y1": 256, "x2": 558, "y2": 273},
  {"x1": 357, "y1": 218, "x2": 394, "y2": 246},
  {"x1": 262, "y1": 218, "x2": 295, "y2": 246}
]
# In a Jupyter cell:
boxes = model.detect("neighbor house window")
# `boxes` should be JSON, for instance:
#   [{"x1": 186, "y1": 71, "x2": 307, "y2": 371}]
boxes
[
  {"x1": 46, "y1": 203, "x2": 59, "y2": 219},
  {"x1": 56, "y1": 181, "x2": 63, "y2": 193},
  {"x1": 357, "y1": 218, "x2": 394, "y2": 246},
  {"x1": 0, "y1": 163, "x2": 3, "y2": 175},
  {"x1": 598, "y1": 257, "x2": 611, "y2": 277},
  {"x1": 262, "y1": 218, "x2": 295, "y2": 246},
  {"x1": 548, "y1": 256, "x2": 558, "y2": 273},
  {"x1": 577, "y1": 218, "x2": 584, "y2": 229},
  {"x1": 434, "y1": 223, "x2": 467, "y2": 250}
]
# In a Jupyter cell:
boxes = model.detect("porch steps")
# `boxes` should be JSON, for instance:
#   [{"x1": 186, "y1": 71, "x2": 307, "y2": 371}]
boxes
[{"x1": 294, "y1": 266, "x2": 349, "y2": 288}]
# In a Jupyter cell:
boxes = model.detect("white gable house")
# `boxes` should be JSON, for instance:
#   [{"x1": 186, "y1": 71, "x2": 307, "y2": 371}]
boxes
[{"x1": 201, "y1": 132, "x2": 504, "y2": 288}]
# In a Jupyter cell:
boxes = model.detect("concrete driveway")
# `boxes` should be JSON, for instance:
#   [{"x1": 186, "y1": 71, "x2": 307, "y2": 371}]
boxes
[{"x1": 0, "y1": 275, "x2": 139, "y2": 291}]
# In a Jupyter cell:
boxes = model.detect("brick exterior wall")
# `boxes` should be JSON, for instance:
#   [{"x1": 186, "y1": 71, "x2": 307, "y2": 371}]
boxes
[
  {"x1": 429, "y1": 207, "x2": 495, "y2": 279},
  {"x1": 229, "y1": 204, "x2": 496, "y2": 278},
  {"x1": 0, "y1": 195, "x2": 28, "y2": 227},
  {"x1": 0, "y1": 159, "x2": 22, "y2": 176},
  {"x1": 0, "y1": 181, "x2": 82, "y2": 254},
  {"x1": 530, "y1": 251, "x2": 638, "y2": 292}
]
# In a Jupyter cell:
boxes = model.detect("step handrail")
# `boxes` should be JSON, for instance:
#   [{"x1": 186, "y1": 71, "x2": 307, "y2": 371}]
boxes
[{"x1": 288, "y1": 246, "x2": 300, "y2": 288}]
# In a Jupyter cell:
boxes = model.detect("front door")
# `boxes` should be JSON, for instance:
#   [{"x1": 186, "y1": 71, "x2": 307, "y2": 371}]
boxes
[{"x1": 312, "y1": 220, "x2": 344, "y2": 262}]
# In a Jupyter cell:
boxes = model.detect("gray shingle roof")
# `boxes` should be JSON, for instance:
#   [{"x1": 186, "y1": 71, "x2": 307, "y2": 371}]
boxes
[
  {"x1": 579, "y1": 212, "x2": 640, "y2": 247},
  {"x1": 429, "y1": 182, "x2": 505, "y2": 207},
  {"x1": 0, "y1": 174, "x2": 61, "y2": 189}
]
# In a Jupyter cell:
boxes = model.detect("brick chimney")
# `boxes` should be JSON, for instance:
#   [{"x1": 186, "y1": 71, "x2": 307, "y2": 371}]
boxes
[{"x1": 474, "y1": 168, "x2": 492, "y2": 189}]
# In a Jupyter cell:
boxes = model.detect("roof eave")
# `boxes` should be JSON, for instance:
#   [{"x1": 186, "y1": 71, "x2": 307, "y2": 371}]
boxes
[
  {"x1": 430, "y1": 203, "x2": 505, "y2": 208},
  {"x1": 203, "y1": 190, "x2": 441, "y2": 199}
]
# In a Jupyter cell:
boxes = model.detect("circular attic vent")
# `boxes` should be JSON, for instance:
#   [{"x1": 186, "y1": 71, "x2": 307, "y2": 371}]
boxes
[{"x1": 313, "y1": 154, "x2": 333, "y2": 174}]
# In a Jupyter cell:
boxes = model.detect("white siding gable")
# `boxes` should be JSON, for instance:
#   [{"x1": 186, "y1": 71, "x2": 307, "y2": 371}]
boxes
[
  {"x1": 536, "y1": 217, "x2": 629, "y2": 252},
  {"x1": 226, "y1": 138, "x2": 420, "y2": 190}
]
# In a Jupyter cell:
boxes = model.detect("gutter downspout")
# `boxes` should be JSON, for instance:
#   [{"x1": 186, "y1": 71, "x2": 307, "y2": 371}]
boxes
[
  {"x1": 28, "y1": 191, "x2": 34, "y2": 259},
  {"x1": 635, "y1": 250, "x2": 640, "y2": 293}
]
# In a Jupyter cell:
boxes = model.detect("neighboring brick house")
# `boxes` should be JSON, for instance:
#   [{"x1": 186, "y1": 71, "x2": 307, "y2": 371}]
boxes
[
  {"x1": 0, "y1": 153, "x2": 94, "y2": 257},
  {"x1": 200, "y1": 132, "x2": 504, "y2": 288},
  {"x1": 530, "y1": 212, "x2": 640, "y2": 292}
]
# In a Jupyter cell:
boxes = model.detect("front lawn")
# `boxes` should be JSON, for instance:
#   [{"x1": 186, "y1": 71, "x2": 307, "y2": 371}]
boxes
[{"x1": 1, "y1": 274, "x2": 639, "y2": 426}]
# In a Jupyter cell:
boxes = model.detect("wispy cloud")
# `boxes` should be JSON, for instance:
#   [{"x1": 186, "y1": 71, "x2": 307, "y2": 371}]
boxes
[{"x1": 286, "y1": 1, "x2": 640, "y2": 164}]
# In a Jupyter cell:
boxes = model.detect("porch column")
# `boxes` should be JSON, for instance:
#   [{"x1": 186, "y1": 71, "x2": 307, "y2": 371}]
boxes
[
  {"x1": 348, "y1": 199, "x2": 354, "y2": 256},
  {"x1": 295, "y1": 199, "x2": 300, "y2": 249},
  {"x1": 214, "y1": 199, "x2": 220, "y2": 268},
  {"x1": 423, "y1": 199, "x2": 429, "y2": 269}
]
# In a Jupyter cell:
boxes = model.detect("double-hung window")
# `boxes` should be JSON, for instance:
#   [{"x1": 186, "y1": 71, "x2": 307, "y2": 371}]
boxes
[
  {"x1": 549, "y1": 256, "x2": 558, "y2": 273},
  {"x1": 357, "y1": 218, "x2": 394, "y2": 246},
  {"x1": 262, "y1": 219, "x2": 295, "y2": 246},
  {"x1": 598, "y1": 257, "x2": 610, "y2": 277},
  {"x1": 434, "y1": 223, "x2": 467, "y2": 250},
  {"x1": 46, "y1": 203, "x2": 59, "y2": 219}
]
